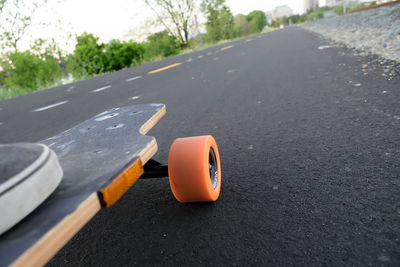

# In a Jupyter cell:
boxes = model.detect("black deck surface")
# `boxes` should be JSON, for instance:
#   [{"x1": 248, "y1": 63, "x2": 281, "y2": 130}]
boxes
[{"x1": 0, "y1": 104, "x2": 164, "y2": 265}]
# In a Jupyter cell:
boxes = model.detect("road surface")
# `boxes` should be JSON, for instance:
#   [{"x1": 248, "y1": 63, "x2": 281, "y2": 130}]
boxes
[{"x1": 1, "y1": 27, "x2": 399, "y2": 266}]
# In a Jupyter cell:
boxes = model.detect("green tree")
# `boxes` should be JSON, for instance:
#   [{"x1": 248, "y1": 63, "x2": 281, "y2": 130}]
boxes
[
  {"x1": 31, "y1": 38, "x2": 65, "y2": 64},
  {"x1": 334, "y1": 4, "x2": 344, "y2": 15},
  {"x1": 287, "y1": 14, "x2": 301, "y2": 24},
  {"x1": 0, "y1": 0, "x2": 46, "y2": 52},
  {"x1": 104, "y1": 40, "x2": 145, "y2": 72},
  {"x1": 201, "y1": 0, "x2": 234, "y2": 42},
  {"x1": 0, "y1": 50, "x2": 60, "y2": 96},
  {"x1": 145, "y1": 30, "x2": 179, "y2": 59},
  {"x1": 306, "y1": 8, "x2": 324, "y2": 20},
  {"x1": 0, "y1": 0, "x2": 7, "y2": 14},
  {"x1": 233, "y1": 14, "x2": 250, "y2": 37},
  {"x1": 246, "y1": 10, "x2": 266, "y2": 33},
  {"x1": 68, "y1": 33, "x2": 105, "y2": 77},
  {"x1": 144, "y1": 0, "x2": 195, "y2": 48}
]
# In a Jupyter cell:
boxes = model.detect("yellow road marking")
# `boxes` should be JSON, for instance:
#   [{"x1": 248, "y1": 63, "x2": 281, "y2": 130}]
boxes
[
  {"x1": 245, "y1": 39, "x2": 252, "y2": 42},
  {"x1": 148, "y1": 62, "x2": 182, "y2": 74},
  {"x1": 221, "y1": 45, "x2": 233, "y2": 51}
]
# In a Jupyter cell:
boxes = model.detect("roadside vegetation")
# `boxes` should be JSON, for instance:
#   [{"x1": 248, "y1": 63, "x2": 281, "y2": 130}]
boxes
[
  {"x1": 0, "y1": 0, "x2": 378, "y2": 100},
  {"x1": 0, "y1": 0, "x2": 268, "y2": 100}
]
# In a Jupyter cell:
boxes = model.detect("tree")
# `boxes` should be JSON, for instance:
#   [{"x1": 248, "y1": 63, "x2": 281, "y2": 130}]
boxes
[
  {"x1": 306, "y1": 9, "x2": 324, "y2": 20},
  {"x1": 0, "y1": 50, "x2": 61, "y2": 95},
  {"x1": 145, "y1": 30, "x2": 179, "y2": 59},
  {"x1": 103, "y1": 40, "x2": 145, "y2": 72},
  {"x1": 334, "y1": 4, "x2": 344, "y2": 15},
  {"x1": 144, "y1": 0, "x2": 195, "y2": 48},
  {"x1": 0, "y1": 0, "x2": 7, "y2": 14},
  {"x1": 246, "y1": 10, "x2": 267, "y2": 33},
  {"x1": 68, "y1": 33, "x2": 105, "y2": 77},
  {"x1": 234, "y1": 14, "x2": 250, "y2": 37},
  {"x1": 287, "y1": 14, "x2": 301, "y2": 24},
  {"x1": 0, "y1": 0, "x2": 45, "y2": 52},
  {"x1": 201, "y1": 0, "x2": 234, "y2": 42},
  {"x1": 31, "y1": 38, "x2": 64, "y2": 62}
]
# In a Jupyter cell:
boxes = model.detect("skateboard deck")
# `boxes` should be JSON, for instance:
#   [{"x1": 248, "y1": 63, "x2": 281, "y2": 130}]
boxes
[{"x1": 0, "y1": 103, "x2": 166, "y2": 266}]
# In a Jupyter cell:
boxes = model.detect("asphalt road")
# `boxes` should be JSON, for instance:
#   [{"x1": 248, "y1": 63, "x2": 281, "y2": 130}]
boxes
[{"x1": 1, "y1": 27, "x2": 400, "y2": 266}]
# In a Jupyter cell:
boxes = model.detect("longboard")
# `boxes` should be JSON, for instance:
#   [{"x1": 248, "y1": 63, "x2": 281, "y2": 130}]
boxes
[{"x1": 0, "y1": 104, "x2": 166, "y2": 266}]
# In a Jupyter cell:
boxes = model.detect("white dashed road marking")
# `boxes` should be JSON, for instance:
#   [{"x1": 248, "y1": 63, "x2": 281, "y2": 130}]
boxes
[
  {"x1": 32, "y1": 101, "x2": 69, "y2": 112},
  {"x1": 198, "y1": 55, "x2": 203, "y2": 59},
  {"x1": 187, "y1": 58, "x2": 193, "y2": 62},
  {"x1": 207, "y1": 52, "x2": 212, "y2": 55},
  {"x1": 126, "y1": 75, "x2": 142, "y2": 82},
  {"x1": 91, "y1": 85, "x2": 112, "y2": 93},
  {"x1": 318, "y1": 45, "x2": 334, "y2": 50},
  {"x1": 131, "y1": 96, "x2": 140, "y2": 100}
]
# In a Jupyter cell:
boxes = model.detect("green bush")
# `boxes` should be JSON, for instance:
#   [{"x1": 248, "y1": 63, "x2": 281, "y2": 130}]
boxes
[
  {"x1": 306, "y1": 9, "x2": 324, "y2": 20},
  {"x1": 68, "y1": 33, "x2": 146, "y2": 77},
  {"x1": 202, "y1": 0, "x2": 235, "y2": 42},
  {"x1": 319, "y1": 6, "x2": 332, "y2": 12},
  {"x1": 246, "y1": 10, "x2": 267, "y2": 33},
  {"x1": 68, "y1": 33, "x2": 105, "y2": 78},
  {"x1": 233, "y1": 14, "x2": 250, "y2": 37},
  {"x1": 145, "y1": 31, "x2": 179, "y2": 60},
  {"x1": 334, "y1": 4, "x2": 344, "y2": 14},
  {"x1": 104, "y1": 40, "x2": 145, "y2": 72},
  {"x1": 0, "y1": 51, "x2": 61, "y2": 98}
]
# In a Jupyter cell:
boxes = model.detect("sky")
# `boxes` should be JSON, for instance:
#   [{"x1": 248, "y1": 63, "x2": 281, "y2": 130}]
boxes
[{"x1": 12, "y1": 0, "x2": 306, "y2": 52}]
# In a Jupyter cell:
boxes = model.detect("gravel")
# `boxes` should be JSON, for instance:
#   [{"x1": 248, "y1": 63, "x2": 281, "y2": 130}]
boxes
[{"x1": 301, "y1": 4, "x2": 400, "y2": 62}]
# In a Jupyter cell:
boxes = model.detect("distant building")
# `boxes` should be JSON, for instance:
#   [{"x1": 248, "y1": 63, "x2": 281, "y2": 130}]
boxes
[
  {"x1": 272, "y1": 5, "x2": 293, "y2": 19},
  {"x1": 304, "y1": 0, "x2": 318, "y2": 12}
]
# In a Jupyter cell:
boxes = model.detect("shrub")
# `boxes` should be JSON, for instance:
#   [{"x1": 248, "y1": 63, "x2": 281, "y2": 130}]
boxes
[
  {"x1": 104, "y1": 40, "x2": 145, "y2": 72},
  {"x1": 246, "y1": 10, "x2": 267, "y2": 33},
  {"x1": 68, "y1": 33, "x2": 105, "y2": 78},
  {"x1": 0, "y1": 51, "x2": 61, "y2": 97},
  {"x1": 334, "y1": 4, "x2": 344, "y2": 15},
  {"x1": 234, "y1": 14, "x2": 250, "y2": 37},
  {"x1": 306, "y1": 9, "x2": 324, "y2": 20},
  {"x1": 145, "y1": 31, "x2": 180, "y2": 59},
  {"x1": 202, "y1": 1, "x2": 235, "y2": 42}
]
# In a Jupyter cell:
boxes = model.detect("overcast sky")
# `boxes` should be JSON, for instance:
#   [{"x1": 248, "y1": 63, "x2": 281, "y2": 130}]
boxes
[{"x1": 23, "y1": 0, "x2": 305, "y2": 52}]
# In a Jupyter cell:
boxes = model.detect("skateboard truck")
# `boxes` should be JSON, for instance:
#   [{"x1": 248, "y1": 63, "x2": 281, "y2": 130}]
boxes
[{"x1": 141, "y1": 159, "x2": 168, "y2": 179}]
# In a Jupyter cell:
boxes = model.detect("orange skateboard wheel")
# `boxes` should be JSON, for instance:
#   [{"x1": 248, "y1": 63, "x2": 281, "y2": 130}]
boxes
[{"x1": 168, "y1": 135, "x2": 221, "y2": 202}]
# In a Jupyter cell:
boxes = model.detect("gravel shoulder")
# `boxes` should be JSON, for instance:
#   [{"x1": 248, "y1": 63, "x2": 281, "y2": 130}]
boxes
[{"x1": 301, "y1": 4, "x2": 400, "y2": 62}]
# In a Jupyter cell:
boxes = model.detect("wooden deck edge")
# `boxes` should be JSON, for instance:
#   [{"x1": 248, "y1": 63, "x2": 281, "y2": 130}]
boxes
[
  {"x1": 139, "y1": 105, "x2": 166, "y2": 135},
  {"x1": 11, "y1": 193, "x2": 101, "y2": 267}
]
